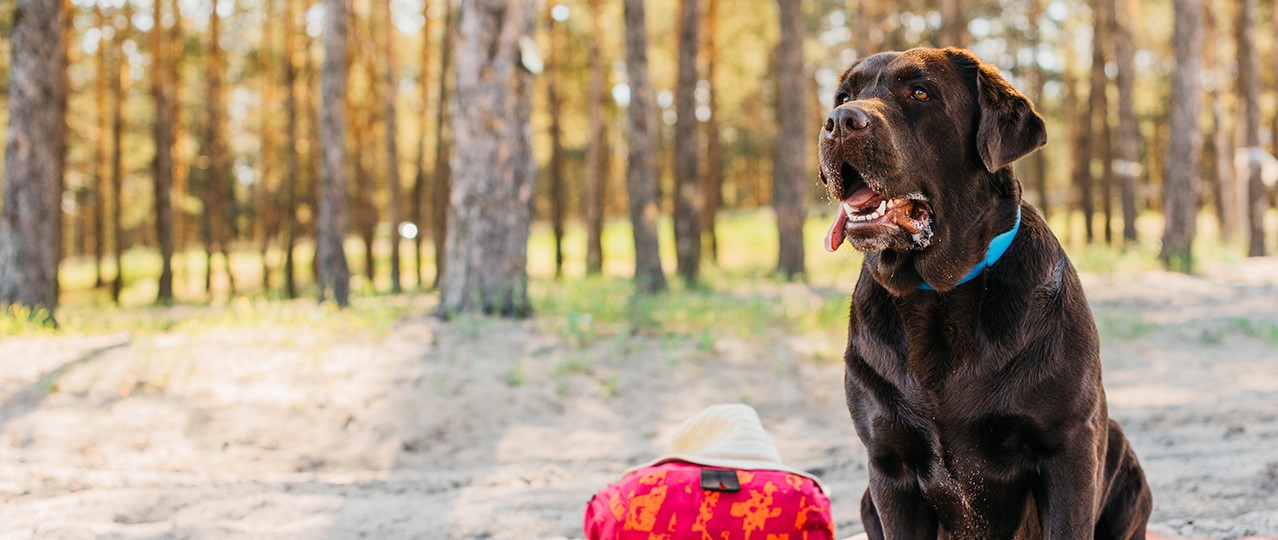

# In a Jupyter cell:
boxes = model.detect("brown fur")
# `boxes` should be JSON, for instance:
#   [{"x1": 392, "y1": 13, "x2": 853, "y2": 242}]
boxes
[{"x1": 819, "y1": 48, "x2": 1152, "y2": 539}]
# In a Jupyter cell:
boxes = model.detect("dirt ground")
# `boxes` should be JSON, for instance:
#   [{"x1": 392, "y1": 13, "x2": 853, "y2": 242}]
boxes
[{"x1": 2, "y1": 259, "x2": 1277, "y2": 539}]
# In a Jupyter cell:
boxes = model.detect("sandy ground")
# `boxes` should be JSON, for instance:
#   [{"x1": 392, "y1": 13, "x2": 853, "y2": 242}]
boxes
[{"x1": 2, "y1": 260, "x2": 1277, "y2": 539}]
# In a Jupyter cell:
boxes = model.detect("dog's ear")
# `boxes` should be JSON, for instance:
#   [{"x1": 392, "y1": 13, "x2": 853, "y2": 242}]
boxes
[{"x1": 959, "y1": 53, "x2": 1047, "y2": 173}]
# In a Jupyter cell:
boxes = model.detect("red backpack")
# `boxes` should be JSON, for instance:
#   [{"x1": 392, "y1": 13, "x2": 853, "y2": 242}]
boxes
[{"x1": 584, "y1": 460, "x2": 834, "y2": 539}]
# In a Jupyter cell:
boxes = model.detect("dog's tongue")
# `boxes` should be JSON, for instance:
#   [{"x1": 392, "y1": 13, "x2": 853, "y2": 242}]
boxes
[{"x1": 824, "y1": 185, "x2": 878, "y2": 252}]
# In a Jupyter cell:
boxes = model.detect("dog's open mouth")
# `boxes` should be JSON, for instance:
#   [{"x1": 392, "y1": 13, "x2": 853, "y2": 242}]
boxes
[{"x1": 824, "y1": 163, "x2": 933, "y2": 252}]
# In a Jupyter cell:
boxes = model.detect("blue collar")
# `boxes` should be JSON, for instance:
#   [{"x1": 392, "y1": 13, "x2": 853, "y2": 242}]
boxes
[{"x1": 918, "y1": 206, "x2": 1022, "y2": 291}]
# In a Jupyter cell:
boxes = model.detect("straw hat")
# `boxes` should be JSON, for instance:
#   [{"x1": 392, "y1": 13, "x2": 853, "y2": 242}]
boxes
[{"x1": 625, "y1": 403, "x2": 825, "y2": 489}]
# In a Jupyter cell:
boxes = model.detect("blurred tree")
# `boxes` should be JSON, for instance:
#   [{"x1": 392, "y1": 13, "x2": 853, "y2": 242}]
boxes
[
  {"x1": 546, "y1": 2, "x2": 566, "y2": 279},
  {"x1": 1202, "y1": 0, "x2": 1237, "y2": 242},
  {"x1": 1112, "y1": 0, "x2": 1140, "y2": 244},
  {"x1": 110, "y1": 4, "x2": 130, "y2": 304},
  {"x1": 318, "y1": 0, "x2": 353, "y2": 306},
  {"x1": 623, "y1": 0, "x2": 667, "y2": 294},
  {"x1": 0, "y1": 0, "x2": 66, "y2": 320},
  {"x1": 673, "y1": 0, "x2": 702, "y2": 286},
  {"x1": 702, "y1": 0, "x2": 722, "y2": 264},
  {"x1": 151, "y1": 0, "x2": 176, "y2": 303},
  {"x1": 411, "y1": 0, "x2": 432, "y2": 288},
  {"x1": 1237, "y1": 0, "x2": 1265, "y2": 256},
  {"x1": 283, "y1": 0, "x2": 301, "y2": 298},
  {"x1": 204, "y1": 0, "x2": 236, "y2": 297},
  {"x1": 1025, "y1": 0, "x2": 1049, "y2": 221},
  {"x1": 352, "y1": 24, "x2": 377, "y2": 285},
  {"x1": 938, "y1": 0, "x2": 970, "y2": 48},
  {"x1": 438, "y1": 0, "x2": 536, "y2": 317},
  {"x1": 259, "y1": 0, "x2": 279, "y2": 292},
  {"x1": 170, "y1": 0, "x2": 190, "y2": 253},
  {"x1": 92, "y1": 4, "x2": 108, "y2": 289},
  {"x1": 584, "y1": 0, "x2": 607, "y2": 275},
  {"x1": 430, "y1": 0, "x2": 455, "y2": 289},
  {"x1": 1063, "y1": 12, "x2": 1085, "y2": 244},
  {"x1": 380, "y1": 0, "x2": 402, "y2": 293},
  {"x1": 773, "y1": 0, "x2": 806, "y2": 279},
  {"x1": 1160, "y1": 0, "x2": 1202, "y2": 271},
  {"x1": 1085, "y1": 0, "x2": 1112, "y2": 244}
]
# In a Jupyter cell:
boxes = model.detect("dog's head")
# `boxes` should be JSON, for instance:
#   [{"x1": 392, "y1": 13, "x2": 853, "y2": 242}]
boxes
[{"x1": 819, "y1": 47, "x2": 1046, "y2": 293}]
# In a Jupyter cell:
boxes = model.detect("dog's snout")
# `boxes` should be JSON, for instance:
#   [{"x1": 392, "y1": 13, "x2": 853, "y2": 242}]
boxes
[{"x1": 824, "y1": 106, "x2": 870, "y2": 139}]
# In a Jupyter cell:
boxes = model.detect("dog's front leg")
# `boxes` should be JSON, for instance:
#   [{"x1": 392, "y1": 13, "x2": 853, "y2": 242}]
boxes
[
  {"x1": 1036, "y1": 429, "x2": 1101, "y2": 539},
  {"x1": 867, "y1": 473, "x2": 939, "y2": 540}
]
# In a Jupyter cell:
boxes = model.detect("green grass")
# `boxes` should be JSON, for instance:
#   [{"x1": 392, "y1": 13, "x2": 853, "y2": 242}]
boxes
[{"x1": 18, "y1": 206, "x2": 1266, "y2": 341}]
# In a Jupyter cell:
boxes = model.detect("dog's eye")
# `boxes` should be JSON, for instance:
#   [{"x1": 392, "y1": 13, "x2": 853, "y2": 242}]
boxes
[
  {"x1": 835, "y1": 92, "x2": 851, "y2": 106},
  {"x1": 911, "y1": 87, "x2": 930, "y2": 101}
]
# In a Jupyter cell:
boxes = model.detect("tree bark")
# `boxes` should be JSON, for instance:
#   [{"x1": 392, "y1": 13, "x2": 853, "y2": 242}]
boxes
[
  {"x1": 938, "y1": 0, "x2": 970, "y2": 48},
  {"x1": 283, "y1": 0, "x2": 300, "y2": 298},
  {"x1": 317, "y1": 0, "x2": 352, "y2": 306},
  {"x1": 430, "y1": 0, "x2": 455, "y2": 289},
  {"x1": 151, "y1": 0, "x2": 176, "y2": 303},
  {"x1": 380, "y1": 0, "x2": 402, "y2": 293},
  {"x1": 1112, "y1": 0, "x2": 1140, "y2": 244},
  {"x1": 774, "y1": 0, "x2": 807, "y2": 279},
  {"x1": 703, "y1": 0, "x2": 722, "y2": 264},
  {"x1": 1202, "y1": 0, "x2": 1237, "y2": 242},
  {"x1": 437, "y1": 0, "x2": 536, "y2": 317},
  {"x1": 546, "y1": 3, "x2": 566, "y2": 279},
  {"x1": 1160, "y1": 0, "x2": 1203, "y2": 271},
  {"x1": 411, "y1": 0, "x2": 432, "y2": 288},
  {"x1": 1063, "y1": 16, "x2": 1084, "y2": 245},
  {"x1": 1238, "y1": 0, "x2": 1265, "y2": 256},
  {"x1": 207, "y1": 0, "x2": 236, "y2": 297},
  {"x1": 622, "y1": 0, "x2": 667, "y2": 294},
  {"x1": 259, "y1": 0, "x2": 278, "y2": 293},
  {"x1": 93, "y1": 4, "x2": 108, "y2": 289},
  {"x1": 0, "y1": 0, "x2": 66, "y2": 319},
  {"x1": 584, "y1": 0, "x2": 607, "y2": 275},
  {"x1": 673, "y1": 0, "x2": 702, "y2": 286},
  {"x1": 111, "y1": 6, "x2": 130, "y2": 303},
  {"x1": 1085, "y1": 0, "x2": 1112, "y2": 244}
]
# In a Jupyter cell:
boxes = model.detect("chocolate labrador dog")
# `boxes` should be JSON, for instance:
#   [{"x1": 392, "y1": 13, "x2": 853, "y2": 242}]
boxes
[{"x1": 819, "y1": 48, "x2": 1152, "y2": 539}]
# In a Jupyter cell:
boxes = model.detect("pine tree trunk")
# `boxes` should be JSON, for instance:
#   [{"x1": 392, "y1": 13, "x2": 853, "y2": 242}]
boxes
[
  {"x1": 317, "y1": 0, "x2": 352, "y2": 306},
  {"x1": 169, "y1": 0, "x2": 190, "y2": 254},
  {"x1": 774, "y1": 0, "x2": 807, "y2": 279},
  {"x1": 208, "y1": 0, "x2": 236, "y2": 297},
  {"x1": 1238, "y1": 0, "x2": 1265, "y2": 256},
  {"x1": 1160, "y1": 0, "x2": 1203, "y2": 271},
  {"x1": 438, "y1": 0, "x2": 536, "y2": 317},
  {"x1": 380, "y1": 0, "x2": 402, "y2": 293},
  {"x1": 1063, "y1": 18, "x2": 1083, "y2": 244},
  {"x1": 584, "y1": 0, "x2": 607, "y2": 275},
  {"x1": 673, "y1": 0, "x2": 702, "y2": 286},
  {"x1": 1085, "y1": 0, "x2": 1111, "y2": 244},
  {"x1": 622, "y1": 0, "x2": 667, "y2": 294},
  {"x1": 151, "y1": 0, "x2": 176, "y2": 303},
  {"x1": 411, "y1": 0, "x2": 431, "y2": 288},
  {"x1": 0, "y1": 0, "x2": 66, "y2": 319},
  {"x1": 938, "y1": 0, "x2": 969, "y2": 48},
  {"x1": 547, "y1": 4, "x2": 567, "y2": 279},
  {"x1": 1112, "y1": 0, "x2": 1140, "y2": 244},
  {"x1": 110, "y1": 4, "x2": 131, "y2": 304},
  {"x1": 283, "y1": 0, "x2": 300, "y2": 298},
  {"x1": 1026, "y1": 0, "x2": 1048, "y2": 221},
  {"x1": 430, "y1": 0, "x2": 455, "y2": 289},
  {"x1": 703, "y1": 0, "x2": 723, "y2": 264},
  {"x1": 93, "y1": 5, "x2": 108, "y2": 289},
  {"x1": 1202, "y1": 0, "x2": 1237, "y2": 242},
  {"x1": 259, "y1": 0, "x2": 277, "y2": 293}
]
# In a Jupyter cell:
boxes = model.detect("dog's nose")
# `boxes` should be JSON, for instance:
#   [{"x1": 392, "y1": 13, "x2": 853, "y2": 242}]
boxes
[{"x1": 824, "y1": 107, "x2": 870, "y2": 139}]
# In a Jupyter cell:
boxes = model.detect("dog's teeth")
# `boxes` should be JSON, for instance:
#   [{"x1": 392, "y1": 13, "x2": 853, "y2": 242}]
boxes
[
  {"x1": 878, "y1": 200, "x2": 887, "y2": 213},
  {"x1": 842, "y1": 202, "x2": 855, "y2": 215}
]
